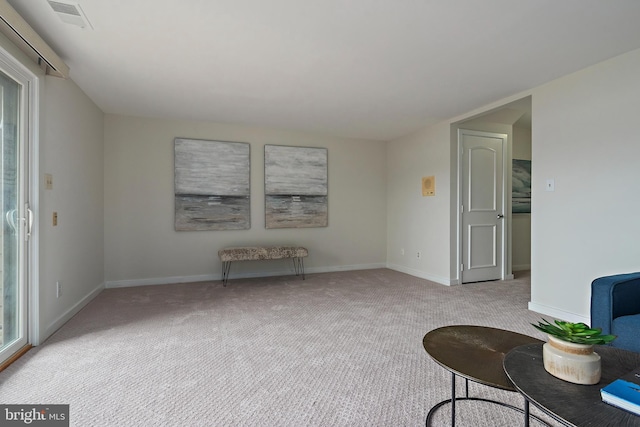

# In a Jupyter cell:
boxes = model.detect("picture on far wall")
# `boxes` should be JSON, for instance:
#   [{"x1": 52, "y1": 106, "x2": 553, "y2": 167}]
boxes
[
  {"x1": 512, "y1": 159, "x2": 531, "y2": 213},
  {"x1": 264, "y1": 145, "x2": 328, "y2": 229},
  {"x1": 174, "y1": 138, "x2": 250, "y2": 231}
]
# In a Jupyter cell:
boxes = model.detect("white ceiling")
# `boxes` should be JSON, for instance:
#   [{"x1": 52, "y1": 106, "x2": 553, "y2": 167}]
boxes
[{"x1": 8, "y1": 0, "x2": 640, "y2": 141}]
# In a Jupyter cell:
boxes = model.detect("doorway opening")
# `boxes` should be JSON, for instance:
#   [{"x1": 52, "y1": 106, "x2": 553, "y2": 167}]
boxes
[{"x1": 452, "y1": 96, "x2": 532, "y2": 284}]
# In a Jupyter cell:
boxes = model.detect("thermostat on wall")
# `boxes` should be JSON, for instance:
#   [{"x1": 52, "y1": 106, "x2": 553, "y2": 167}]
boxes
[{"x1": 422, "y1": 176, "x2": 435, "y2": 196}]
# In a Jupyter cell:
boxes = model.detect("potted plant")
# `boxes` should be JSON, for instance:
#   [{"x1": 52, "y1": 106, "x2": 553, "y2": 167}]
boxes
[{"x1": 532, "y1": 318, "x2": 616, "y2": 385}]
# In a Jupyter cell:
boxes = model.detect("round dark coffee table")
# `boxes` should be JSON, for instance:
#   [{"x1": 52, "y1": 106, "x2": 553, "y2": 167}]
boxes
[
  {"x1": 504, "y1": 343, "x2": 640, "y2": 426},
  {"x1": 423, "y1": 325, "x2": 546, "y2": 426}
]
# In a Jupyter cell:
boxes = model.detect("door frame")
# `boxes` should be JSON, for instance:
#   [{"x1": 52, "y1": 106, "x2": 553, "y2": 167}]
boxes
[
  {"x1": 0, "y1": 44, "x2": 40, "y2": 355},
  {"x1": 456, "y1": 128, "x2": 511, "y2": 284}
]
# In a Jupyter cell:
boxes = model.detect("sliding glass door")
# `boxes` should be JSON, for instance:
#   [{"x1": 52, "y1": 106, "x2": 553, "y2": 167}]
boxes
[{"x1": 0, "y1": 63, "x2": 29, "y2": 364}]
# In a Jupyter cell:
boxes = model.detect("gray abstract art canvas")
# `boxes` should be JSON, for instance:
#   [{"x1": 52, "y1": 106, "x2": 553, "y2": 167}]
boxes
[
  {"x1": 265, "y1": 145, "x2": 327, "y2": 229},
  {"x1": 512, "y1": 159, "x2": 531, "y2": 213},
  {"x1": 174, "y1": 138, "x2": 250, "y2": 231}
]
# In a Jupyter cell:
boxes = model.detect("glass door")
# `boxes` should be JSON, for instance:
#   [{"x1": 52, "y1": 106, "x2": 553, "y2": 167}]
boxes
[{"x1": 0, "y1": 66, "x2": 29, "y2": 363}]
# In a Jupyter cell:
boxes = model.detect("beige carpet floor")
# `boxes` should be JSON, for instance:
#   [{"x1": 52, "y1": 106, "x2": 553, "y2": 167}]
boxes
[{"x1": 0, "y1": 269, "x2": 560, "y2": 426}]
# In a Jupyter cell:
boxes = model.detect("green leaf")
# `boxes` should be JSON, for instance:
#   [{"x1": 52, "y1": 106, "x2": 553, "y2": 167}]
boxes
[{"x1": 531, "y1": 318, "x2": 617, "y2": 345}]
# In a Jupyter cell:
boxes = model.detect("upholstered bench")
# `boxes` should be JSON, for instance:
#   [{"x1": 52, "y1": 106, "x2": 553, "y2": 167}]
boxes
[{"x1": 217, "y1": 246, "x2": 308, "y2": 286}]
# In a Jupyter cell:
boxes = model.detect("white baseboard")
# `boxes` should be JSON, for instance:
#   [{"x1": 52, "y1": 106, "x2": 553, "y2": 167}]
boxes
[
  {"x1": 43, "y1": 281, "x2": 105, "y2": 342},
  {"x1": 384, "y1": 265, "x2": 517, "y2": 286},
  {"x1": 105, "y1": 274, "x2": 218, "y2": 288},
  {"x1": 105, "y1": 263, "x2": 387, "y2": 289},
  {"x1": 527, "y1": 302, "x2": 589, "y2": 324},
  {"x1": 306, "y1": 263, "x2": 386, "y2": 274},
  {"x1": 386, "y1": 263, "x2": 452, "y2": 286}
]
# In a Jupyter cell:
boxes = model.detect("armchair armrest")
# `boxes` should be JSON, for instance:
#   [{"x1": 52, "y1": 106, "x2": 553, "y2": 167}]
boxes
[{"x1": 590, "y1": 272, "x2": 640, "y2": 335}]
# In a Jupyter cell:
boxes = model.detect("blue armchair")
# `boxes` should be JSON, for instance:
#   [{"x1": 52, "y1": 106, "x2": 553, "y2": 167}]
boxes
[{"x1": 591, "y1": 272, "x2": 640, "y2": 353}]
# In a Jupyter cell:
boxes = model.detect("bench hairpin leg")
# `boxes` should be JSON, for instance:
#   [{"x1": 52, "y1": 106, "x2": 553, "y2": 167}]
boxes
[
  {"x1": 292, "y1": 257, "x2": 306, "y2": 280},
  {"x1": 222, "y1": 261, "x2": 232, "y2": 287},
  {"x1": 293, "y1": 258, "x2": 300, "y2": 276}
]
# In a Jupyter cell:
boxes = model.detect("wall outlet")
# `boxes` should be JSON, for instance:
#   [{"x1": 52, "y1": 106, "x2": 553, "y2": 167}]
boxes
[
  {"x1": 400, "y1": 248, "x2": 405, "y2": 256},
  {"x1": 56, "y1": 281, "x2": 62, "y2": 298},
  {"x1": 417, "y1": 251, "x2": 422, "y2": 259}
]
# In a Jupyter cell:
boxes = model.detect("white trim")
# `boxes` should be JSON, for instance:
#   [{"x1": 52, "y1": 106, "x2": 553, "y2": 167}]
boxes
[
  {"x1": 386, "y1": 263, "x2": 453, "y2": 286},
  {"x1": 106, "y1": 274, "x2": 217, "y2": 289},
  {"x1": 527, "y1": 301, "x2": 589, "y2": 324},
  {"x1": 105, "y1": 263, "x2": 388, "y2": 289},
  {"x1": 43, "y1": 282, "x2": 104, "y2": 340},
  {"x1": 306, "y1": 263, "x2": 386, "y2": 274},
  {"x1": 27, "y1": 65, "x2": 40, "y2": 346},
  {"x1": 455, "y1": 128, "x2": 462, "y2": 284}
]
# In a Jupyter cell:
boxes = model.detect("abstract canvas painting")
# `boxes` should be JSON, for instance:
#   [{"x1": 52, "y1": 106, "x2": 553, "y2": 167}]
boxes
[
  {"x1": 174, "y1": 138, "x2": 250, "y2": 231},
  {"x1": 265, "y1": 145, "x2": 328, "y2": 229},
  {"x1": 512, "y1": 159, "x2": 531, "y2": 213}
]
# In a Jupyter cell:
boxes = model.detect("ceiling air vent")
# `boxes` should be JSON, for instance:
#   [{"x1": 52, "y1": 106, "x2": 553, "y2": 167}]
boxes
[{"x1": 47, "y1": 0, "x2": 93, "y2": 29}]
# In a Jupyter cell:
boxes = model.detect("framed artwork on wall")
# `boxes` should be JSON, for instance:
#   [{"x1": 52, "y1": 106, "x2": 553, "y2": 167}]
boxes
[
  {"x1": 174, "y1": 138, "x2": 250, "y2": 231},
  {"x1": 264, "y1": 145, "x2": 328, "y2": 229},
  {"x1": 512, "y1": 159, "x2": 531, "y2": 213}
]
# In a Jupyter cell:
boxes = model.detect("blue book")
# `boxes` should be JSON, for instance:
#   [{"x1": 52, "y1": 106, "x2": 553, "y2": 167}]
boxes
[{"x1": 601, "y1": 369, "x2": 640, "y2": 416}]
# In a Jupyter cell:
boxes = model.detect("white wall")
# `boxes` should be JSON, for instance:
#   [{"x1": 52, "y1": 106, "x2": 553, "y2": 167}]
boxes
[
  {"x1": 40, "y1": 75, "x2": 104, "y2": 340},
  {"x1": 385, "y1": 115, "x2": 519, "y2": 285},
  {"x1": 385, "y1": 122, "x2": 451, "y2": 284},
  {"x1": 529, "y1": 48, "x2": 640, "y2": 322},
  {"x1": 386, "y1": 48, "x2": 640, "y2": 323},
  {"x1": 103, "y1": 115, "x2": 387, "y2": 286},
  {"x1": 512, "y1": 125, "x2": 531, "y2": 271}
]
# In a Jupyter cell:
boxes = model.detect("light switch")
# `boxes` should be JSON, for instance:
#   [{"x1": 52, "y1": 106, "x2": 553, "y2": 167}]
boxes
[
  {"x1": 545, "y1": 179, "x2": 555, "y2": 192},
  {"x1": 45, "y1": 173, "x2": 53, "y2": 190}
]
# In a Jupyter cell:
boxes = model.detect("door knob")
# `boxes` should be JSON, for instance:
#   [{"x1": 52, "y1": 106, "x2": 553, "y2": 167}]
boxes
[{"x1": 497, "y1": 214, "x2": 504, "y2": 219}]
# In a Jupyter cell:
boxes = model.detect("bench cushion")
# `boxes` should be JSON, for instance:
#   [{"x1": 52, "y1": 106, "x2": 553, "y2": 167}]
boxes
[{"x1": 218, "y1": 246, "x2": 308, "y2": 262}]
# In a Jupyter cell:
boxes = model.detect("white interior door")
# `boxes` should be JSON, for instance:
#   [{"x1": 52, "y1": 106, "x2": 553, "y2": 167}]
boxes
[{"x1": 460, "y1": 129, "x2": 506, "y2": 283}]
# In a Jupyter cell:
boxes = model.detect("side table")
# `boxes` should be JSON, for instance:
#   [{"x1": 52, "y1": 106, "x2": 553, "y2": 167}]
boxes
[
  {"x1": 504, "y1": 343, "x2": 640, "y2": 427},
  {"x1": 423, "y1": 325, "x2": 548, "y2": 426}
]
